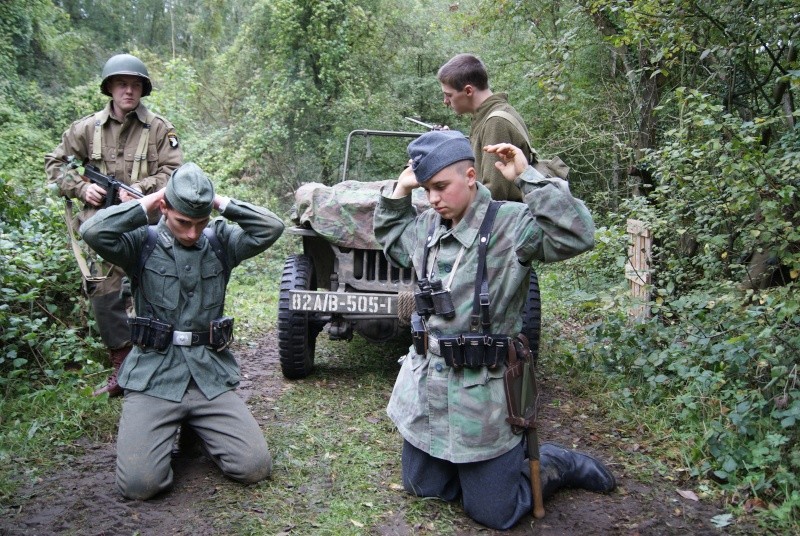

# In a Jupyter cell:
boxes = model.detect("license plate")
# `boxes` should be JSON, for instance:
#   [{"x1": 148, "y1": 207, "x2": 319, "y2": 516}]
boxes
[{"x1": 289, "y1": 291, "x2": 397, "y2": 315}]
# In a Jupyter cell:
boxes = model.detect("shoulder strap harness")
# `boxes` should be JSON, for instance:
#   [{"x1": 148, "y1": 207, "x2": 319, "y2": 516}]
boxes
[
  {"x1": 92, "y1": 110, "x2": 157, "y2": 182},
  {"x1": 470, "y1": 200, "x2": 503, "y2": 333},
  {"x1": 419, "y1": 200, "x2": 504, "y2": 332},
  {"x1": 135, "y1": 225, "x2": 231, "y2": 293}
]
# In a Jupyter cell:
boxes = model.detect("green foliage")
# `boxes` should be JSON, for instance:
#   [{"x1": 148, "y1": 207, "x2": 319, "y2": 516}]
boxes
[
  {"x1": 0, "y1": 174, "x2": 102, "y2": 397},
  {"x1": 640, "y1": 88, "x2": 798, "y2": 292},
  {"x1": 576, "y1": 279, "x2": 799, "y2": 515},
  {"x1": 192, "y1": 0, "x2": 455, "y2": 194},
  {"x1": 1, "y1": 0, "x2": 798, "y2": 529}
]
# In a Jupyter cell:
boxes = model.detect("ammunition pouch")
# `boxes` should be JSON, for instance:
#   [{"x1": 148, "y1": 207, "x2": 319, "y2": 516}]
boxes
[
  {"x1": 209, "y1": 316, "x2": 235, "y2": 351},
  {"x1": 439, "y1": 333, "x2": 509, "y2": 369},
  {"x1": 410, "y1": 312, "x2": 428, "y2": 355},
  {"x1": 128, "y1": 316, "x2": 173, "y2": 351}
]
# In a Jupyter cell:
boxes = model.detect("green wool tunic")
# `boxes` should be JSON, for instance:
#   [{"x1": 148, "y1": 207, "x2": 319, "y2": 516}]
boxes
[
  {"x1": 374, "y1": 169, "x2": 594, "y2": 463},
  {"x1": 470, "y1": 93, "x2": 533, "y2": 202},
  {"x1": 80, "y1": 199, "x2": 284, "y2": 402}
]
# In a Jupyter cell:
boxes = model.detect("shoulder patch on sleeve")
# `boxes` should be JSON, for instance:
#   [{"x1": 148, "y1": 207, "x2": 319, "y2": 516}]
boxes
[{"x1": 168, "y1": 131, "x2": 179, "y2": 148}]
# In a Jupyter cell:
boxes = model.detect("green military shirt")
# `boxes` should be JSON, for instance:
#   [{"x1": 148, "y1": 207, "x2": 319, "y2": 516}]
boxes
[
  {"x1": 80, "y1": 198, "x2": 285, "y2": 402},
  {"x1": 470, "y1": 94, "x2": 533, "y2": 202},
  {"x1": 374, "y1": 169, "x2": 594, "y2": 463},
  {"x1": 45, "y1": 102, "x2": 182, "y2": 222}
]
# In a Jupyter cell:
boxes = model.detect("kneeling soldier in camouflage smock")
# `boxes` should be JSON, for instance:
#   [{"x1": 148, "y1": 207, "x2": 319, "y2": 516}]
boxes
[
  {"x1": 80, "y1": 163, "x2": 284, "y2": 499},
  {"x1": 374, "y1": 130, "x2": 615, "y2": 530}
]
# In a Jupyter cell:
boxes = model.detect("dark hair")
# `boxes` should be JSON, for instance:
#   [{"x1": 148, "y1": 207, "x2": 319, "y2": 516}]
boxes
[{"x1": 437, "y1": 54, "x2": 489, "y2": 91}]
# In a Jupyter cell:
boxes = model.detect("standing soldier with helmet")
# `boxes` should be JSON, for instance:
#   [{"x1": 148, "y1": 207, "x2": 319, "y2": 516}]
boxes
[{"x1": 45, "y1": 54, "x2": 183, "y2": 397}]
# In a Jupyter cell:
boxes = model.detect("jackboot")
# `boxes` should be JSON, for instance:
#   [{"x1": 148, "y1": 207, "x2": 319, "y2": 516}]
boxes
[
  {"x1": 92, "y1": 346, "x2": 131, "y2": 398},
  {"x1": 172, "y1": 423, "x2": 204, "y2": 459},
  {"x1": 538, "y1": 443, "x2": 616, "y2": 500}
]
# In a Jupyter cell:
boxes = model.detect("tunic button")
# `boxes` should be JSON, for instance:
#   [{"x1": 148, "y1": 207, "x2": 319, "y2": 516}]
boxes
[
  {"x1": 159, "y1": 268, "x2": 166, "y2": 274},
  {"x1": 435, "y1": 363, "x2": 443, "y2": 372},
  {"x1": 188, "y1": 291, "x2": 194, "y2": 297},
  {"x1": 442, "y1": 263, "x2": 452, "y2": 273},
  {"x1": 185, "y1": 265, "x2": 191, "y2": 271}
]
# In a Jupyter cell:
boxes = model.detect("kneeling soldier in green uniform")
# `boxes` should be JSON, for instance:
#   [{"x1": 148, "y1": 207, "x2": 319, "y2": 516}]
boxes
[
  {"x1": 80, "y1": 162, "x2": 284, "y2": 499},
  {"x1": 374, "y1": 130, "x2": 615, "y2": 530}
]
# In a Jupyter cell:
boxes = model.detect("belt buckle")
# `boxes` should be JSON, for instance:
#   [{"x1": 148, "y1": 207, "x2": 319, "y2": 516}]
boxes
[
  {"x1": 428, "y1": 336, "x2": 440, "y2": 356},
  {"x1": 173, "y1": 330, "x2": 192, "y2": 346}
]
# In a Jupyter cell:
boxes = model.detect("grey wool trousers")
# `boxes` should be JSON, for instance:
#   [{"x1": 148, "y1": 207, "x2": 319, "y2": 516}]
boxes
[{"x1": 116, "y1": 382, "x2": 272, "y2": 500}]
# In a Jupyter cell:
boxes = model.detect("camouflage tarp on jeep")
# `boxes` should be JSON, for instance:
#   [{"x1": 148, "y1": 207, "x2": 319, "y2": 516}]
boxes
[{"x1": 291, "y1": 180, "x2": 430, "y2": 249}]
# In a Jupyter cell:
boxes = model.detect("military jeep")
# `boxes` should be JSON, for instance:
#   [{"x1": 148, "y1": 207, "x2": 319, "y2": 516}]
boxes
[{"x1": 277, "y1": 128, "x2": 541, "y2": 379}]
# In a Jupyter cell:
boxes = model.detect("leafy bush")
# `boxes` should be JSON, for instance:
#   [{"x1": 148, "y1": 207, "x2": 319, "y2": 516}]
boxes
[
  {"x1": 643, "y1": 89, "x2": 799, "y2": 293},
  {"x1": 560, "y1": 88, "x2": 800, "y2": 527},
  {"x1": 578, "y1": 279, "x2": 799, "y2": 517},
  {"x1": 0, "y1": 174, "x2": 103, "y2": 397}
]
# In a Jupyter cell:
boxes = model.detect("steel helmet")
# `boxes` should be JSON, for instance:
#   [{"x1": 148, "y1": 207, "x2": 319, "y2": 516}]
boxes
[{"x1": 100, "y1": 54, "x2": 152, "y2": 97}]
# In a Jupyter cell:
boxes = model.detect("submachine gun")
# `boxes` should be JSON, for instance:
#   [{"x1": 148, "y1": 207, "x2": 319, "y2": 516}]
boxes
[{"x1": 62, "y1": 156, "x2": 144, "y2": 208}]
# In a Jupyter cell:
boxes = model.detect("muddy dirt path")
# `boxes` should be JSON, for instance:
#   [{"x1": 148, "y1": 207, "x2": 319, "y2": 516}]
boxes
[{"x1": 0, "y1": 331, "x2": 752, "y2": 535}]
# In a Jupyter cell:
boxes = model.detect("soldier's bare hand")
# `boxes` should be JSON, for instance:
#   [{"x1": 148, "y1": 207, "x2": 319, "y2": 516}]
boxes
[
  {"x1": 140, "y1": 188, "x2": 166, "y2": 219},
  {"x1": 391, "y1": 162, "x2": 421, "y2": 198},
  {"x1": 83, "y1": 183, "x2": 107, "y2": 207},
  {"x1": 119, "y1": 185, "x2": 142, "y2": 202},
  {"x1": 484, "y1": 143, "x2": 528, "y2": 181}
]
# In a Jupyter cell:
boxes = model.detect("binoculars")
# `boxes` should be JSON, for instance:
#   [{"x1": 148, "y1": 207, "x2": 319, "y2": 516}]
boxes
[{"x1": 414, "y1": 278, "x2": 455, "y2": 319}]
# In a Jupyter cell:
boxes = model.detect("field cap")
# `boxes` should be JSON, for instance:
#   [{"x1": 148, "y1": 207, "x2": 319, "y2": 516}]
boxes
[
  {"x1": 408, "y1": 130, "x2": 474, "y2": 183},
  {"x1": 165, "y1": 162, "x2": 215, "y2": 218}
]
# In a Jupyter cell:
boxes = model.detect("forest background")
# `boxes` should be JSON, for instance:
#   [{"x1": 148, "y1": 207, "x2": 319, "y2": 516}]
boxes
[{"x1": 0, "y1": 0, "x2": 798, "y2": 531}]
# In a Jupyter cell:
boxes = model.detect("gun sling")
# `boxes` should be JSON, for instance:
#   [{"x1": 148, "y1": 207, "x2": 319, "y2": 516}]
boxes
[{"x1": 63, "y1": 198, "x2": 112, "y2": 283}]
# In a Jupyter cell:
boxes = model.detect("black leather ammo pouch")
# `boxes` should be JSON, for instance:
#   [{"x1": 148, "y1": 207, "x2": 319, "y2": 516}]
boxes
[
  {"x1": 128, "y1": 317, "x2": 173, "y2": 351},
  {"x1": 440, "y1": 334, "x2": 509, "y2": 369},
  {"x1": 410, "y1": 312, "x2": 427, "y2": 355},
  {"x1": 210, "y1": 316, "x2": 235, "y2": 350}
]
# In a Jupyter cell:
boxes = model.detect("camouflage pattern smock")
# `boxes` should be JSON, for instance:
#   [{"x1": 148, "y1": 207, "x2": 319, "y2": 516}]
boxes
[{"x1": 374, "y1": 167, "x2": 595, "y2": 463}]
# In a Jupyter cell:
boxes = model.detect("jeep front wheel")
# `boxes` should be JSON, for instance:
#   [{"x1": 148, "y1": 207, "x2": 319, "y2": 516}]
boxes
[
  {"x1": 278, "y1": 254, "x2": 321, "y2": 379},
  {"x1": 521, "y1": 269, "x2": 541, "y2": 362}
]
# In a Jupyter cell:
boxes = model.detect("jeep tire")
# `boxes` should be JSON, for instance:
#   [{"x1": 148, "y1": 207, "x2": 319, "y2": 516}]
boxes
[
  {"x1": 278, "y1": 254, "x2": 323, "y2": 379},
  {"x1": 521, "y1": 269, "x2": 541, "y2": 362}
]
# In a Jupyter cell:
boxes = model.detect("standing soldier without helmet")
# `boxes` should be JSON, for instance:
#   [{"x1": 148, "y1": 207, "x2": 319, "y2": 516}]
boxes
[
  {"x1": 45, "y1": 54, "x2": 183, "y2": 397},
  {"x1": 437, "y1": 53, "x2": 534, "y2": 202}
]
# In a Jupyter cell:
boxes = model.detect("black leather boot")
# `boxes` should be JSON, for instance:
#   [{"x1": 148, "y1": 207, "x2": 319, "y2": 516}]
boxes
[
  {"x1": 538, "y1": 443, "x2": 616, "y2": 500},
  {"x1": 172, "y1": 423, "x2": 204, "y2": 459}
]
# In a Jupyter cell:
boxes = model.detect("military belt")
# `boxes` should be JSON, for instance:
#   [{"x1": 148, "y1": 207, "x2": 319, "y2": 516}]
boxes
[
  {"x1": 426, "y1": 333, "x2": 509, "y2": 369},
  {"x1": 172, "y1": 330, "x2": 211, "y2": 347},
  {"x1": 129, "y1": 317, "x2": 217, "y2": 350}
]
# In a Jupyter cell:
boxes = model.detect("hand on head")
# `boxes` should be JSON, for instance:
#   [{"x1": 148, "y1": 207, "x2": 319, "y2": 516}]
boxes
[
  {"x1": 484, "y1": 143, "x2": 528, "y2": 181},
  {"x1": 118, "y1": 185, "x2": 142, "y2": 203},
  {"x1": 140, "y1": 188, "x2": 166, "y2": 220},
  {"x1": 392, "y1": 161, "x2": 421, "y2": 198}
]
